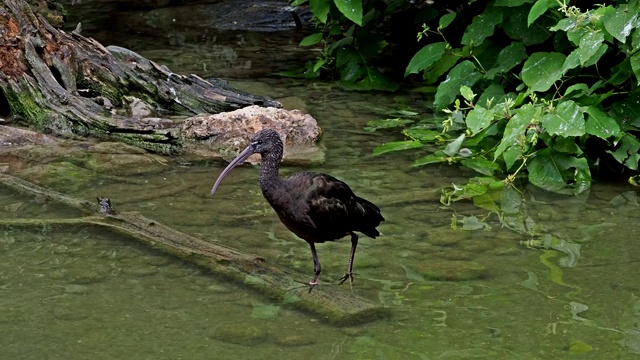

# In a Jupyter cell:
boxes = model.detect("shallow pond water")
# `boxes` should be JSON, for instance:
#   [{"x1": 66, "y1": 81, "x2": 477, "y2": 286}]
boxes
[{"x1": 1, "y1": 2, "x2": 639, "y2": 359}]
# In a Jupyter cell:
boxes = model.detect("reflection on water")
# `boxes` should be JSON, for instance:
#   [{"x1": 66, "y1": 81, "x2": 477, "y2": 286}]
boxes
[{"x1": 1, "y1": 2, "x2": 639, "y2": 359}]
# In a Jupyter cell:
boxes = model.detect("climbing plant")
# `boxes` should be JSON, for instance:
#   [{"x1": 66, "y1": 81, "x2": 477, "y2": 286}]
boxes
[
  {"x1": 371, "y1": 0, "x2": 640, "y2": 197},
  {"x1": 294, "y1": 0, "x2": 640, "y2": 195}
]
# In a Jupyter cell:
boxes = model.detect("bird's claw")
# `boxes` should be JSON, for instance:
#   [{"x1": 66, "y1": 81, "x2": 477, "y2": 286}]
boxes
[
  {"x1": 308, "y1": 280, "x2": 318, "y2": 293},
  {"x1": 338, "y1": 272, "x2": 354, "y2": 285}
]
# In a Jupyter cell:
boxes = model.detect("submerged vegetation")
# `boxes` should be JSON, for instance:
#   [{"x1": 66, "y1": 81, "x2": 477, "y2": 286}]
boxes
[{"x1": 292, "y1": 0, "x2": 640, "y2": 199}]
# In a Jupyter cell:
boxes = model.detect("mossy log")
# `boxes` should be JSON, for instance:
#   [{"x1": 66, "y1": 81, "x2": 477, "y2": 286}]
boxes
[
  {"x1": 0, "y1": 0, "x2": 280, "y2": 155},
  {"x1": 0, "y1": 173, "x2": 386, "y2": 324}
]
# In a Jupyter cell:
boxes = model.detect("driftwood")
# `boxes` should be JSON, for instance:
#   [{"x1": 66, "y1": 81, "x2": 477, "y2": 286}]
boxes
[
  {"x1": 0, "y1": 0, "x2": 280, "y2": 155},
  {"x1": 0, "y1": 173, "x2": 385, "y2": 324}
]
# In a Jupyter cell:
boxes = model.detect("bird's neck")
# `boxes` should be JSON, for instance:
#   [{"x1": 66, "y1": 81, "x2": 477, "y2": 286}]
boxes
[{"x1": 259, "y1": 150, "x2": 283, "y2": 193}]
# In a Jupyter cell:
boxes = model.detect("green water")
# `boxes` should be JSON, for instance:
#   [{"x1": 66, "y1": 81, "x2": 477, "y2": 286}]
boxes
[
  {"x1": 3, "y1": 92, "x2": 639, "y2": 358},
  {"x1": 2, "y1": 3, "x2": 639, "y2": 359}
]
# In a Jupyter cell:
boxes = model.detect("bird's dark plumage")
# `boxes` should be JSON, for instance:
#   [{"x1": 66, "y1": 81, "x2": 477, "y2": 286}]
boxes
[{"x1": 212, "y1": 129, "x2": 384, "y2": 290}]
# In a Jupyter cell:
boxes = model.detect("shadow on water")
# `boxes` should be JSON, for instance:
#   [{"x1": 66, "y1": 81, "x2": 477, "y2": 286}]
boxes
[{"x1": 1, "y1": 2, "x2": 639, "y2": 358}]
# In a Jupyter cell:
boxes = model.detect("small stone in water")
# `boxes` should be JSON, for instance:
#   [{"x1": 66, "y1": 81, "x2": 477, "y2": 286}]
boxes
[
  {"x1": 417, "y1": 260, "x2": 488, "y2": 281},
  {"x1": 273, "y1": 334, "x2": 315, "y2": 347},
  {"x1": 65, "y1": 284, "x2": 89, "y2": 294},
  {"x1": 211, "y1": 325, "x2": 267, "y2": 346}
]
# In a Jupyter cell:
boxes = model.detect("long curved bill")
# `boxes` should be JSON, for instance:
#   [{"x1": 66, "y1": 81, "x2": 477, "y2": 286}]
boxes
[{"x1": 211, "y1": 144, "x2": 256, "y2": 195}]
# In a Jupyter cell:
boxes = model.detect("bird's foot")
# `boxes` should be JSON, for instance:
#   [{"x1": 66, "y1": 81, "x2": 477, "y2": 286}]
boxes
[
  {"x1": 338, "y1": 272, "x2": 354, "y2": 287},
  {"x1": 308, "y1": 280, "x2": 318, "y2": 294}
]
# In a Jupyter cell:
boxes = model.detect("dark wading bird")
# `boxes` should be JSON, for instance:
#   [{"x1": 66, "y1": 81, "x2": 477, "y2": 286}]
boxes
[{"x1": 211, "y1": 129, "x2": 384, "y2": 291}]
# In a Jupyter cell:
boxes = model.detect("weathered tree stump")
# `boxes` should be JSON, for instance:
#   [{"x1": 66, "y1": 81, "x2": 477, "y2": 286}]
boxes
[
  {"x1": 0, "y1": 0, "x2": 281, "y2": 154},
  {"x1": 0, "y1": 173, "x2": 386, "y2": 324}
]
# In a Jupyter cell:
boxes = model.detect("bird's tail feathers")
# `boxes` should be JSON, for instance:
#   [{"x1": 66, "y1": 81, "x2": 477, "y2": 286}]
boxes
[{"x1": 355, "y1": 196, "x2": 384, "y2": 238}]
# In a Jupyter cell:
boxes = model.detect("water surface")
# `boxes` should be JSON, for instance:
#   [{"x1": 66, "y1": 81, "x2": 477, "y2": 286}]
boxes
[{"x1": 1, "y1": 3, "x2": 639, "y2": 359}]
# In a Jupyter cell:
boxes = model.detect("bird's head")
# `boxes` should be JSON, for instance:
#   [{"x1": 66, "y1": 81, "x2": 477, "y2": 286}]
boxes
[
  {"x1": 249, "y1": 129, "x2": 283, "y2": 155},
  {"x1": 211, "y1": 129, "x2": 283, "y2": 195}
]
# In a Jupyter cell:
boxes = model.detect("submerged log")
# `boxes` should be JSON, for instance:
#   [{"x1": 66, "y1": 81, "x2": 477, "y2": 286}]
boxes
[
  {"x1": 0, "y1": 0, "x2": 281, "y2": 155},
  {"x1": 0, "y1": 173, "x2": 385, "y2": 324}
]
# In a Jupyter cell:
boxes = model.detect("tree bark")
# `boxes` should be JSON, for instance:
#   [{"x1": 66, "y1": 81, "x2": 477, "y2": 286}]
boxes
[{"x1": 0, "y1": 0, "x2": 280, "y2": 154}]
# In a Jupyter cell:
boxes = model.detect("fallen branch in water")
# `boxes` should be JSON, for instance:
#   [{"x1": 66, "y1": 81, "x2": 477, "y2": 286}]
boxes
[{"x1": 0, "y1": 173, "x2": 385, "y2": 324}]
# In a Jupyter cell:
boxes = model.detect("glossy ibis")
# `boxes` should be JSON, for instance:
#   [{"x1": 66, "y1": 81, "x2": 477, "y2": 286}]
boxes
[{"x1": 211, "y1": 129, "x2": 384, "y2": 291}]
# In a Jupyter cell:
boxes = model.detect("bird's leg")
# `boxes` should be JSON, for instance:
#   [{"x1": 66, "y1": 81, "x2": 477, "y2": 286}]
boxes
[
  {"x1": 308, "y1": 242, "x2": 321, "y2": 293},
  {"x1": 339, "y1": 232, "x2": 358, "y2": 287}
]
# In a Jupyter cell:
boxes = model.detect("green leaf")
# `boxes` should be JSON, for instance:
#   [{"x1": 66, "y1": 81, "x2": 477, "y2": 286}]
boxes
[
  {"x1": 312, "y1": 58, "x2": 327, "y2": 73},
  {"x1": 562, "y1": 50, "x2": 581, "y2": 73},
  {"x1": 632, "y1": 52, "x2": 640, "y2": 85},
  {"x1": 473, "y1": 185, "x2": 503, "y2": 212},
  {"x1": 334, "y1": 0, "x2": 363, "y2": 25},
  {"x1": 500, "y1": 185, "x2": 523, "y2": 214},
  {"x1": 373, "y1": 140, "x2": 422, "y2": 155},
  {"x1": 494, "y1": 104, "x2": 538, "y2": 160},
  {"x1": 633, "y1": 23, "x2": 640, "y2": 49},
  {"x1": 618, "y1": 293, "x2": 640, "y2": 352},
  {"x1": 291, "y1": 0, "x2": 308, "y2": 5},
  {"x1": 341, "y1": 67, "x2": 399, "y2": 91},
  {"x1": 477, "y1": 83, "x2": 508, "y2": 108},
  {"x1": 521, "y1": 271, "x2": 540, "y2": 290},
  {"x1": 503, "y1": 144, "x2": 523, "y2": 170},
  {"x1": 434, "y1": 60, "x2": 482, "y2": 111},
  {"x1": 460, "y1": 86, "x2": 475, "y2": 102},
  {"x1": 364, "y1": 118, "x2": 413, "y2": 132},
  {"x1": 521, "y1": 52, "x2": 566, "y2": 92},
  {"x1": 540, "y1": 100, "x2": 585, "y2": 137},
  {"x1": 460, "y1": 215, "x2": 486, "y2": 230},
  {"x1": 503, "y1": 6, "x2": 551, "y2": 45},
  {"x1": 582, "y1": 43, "x2": 608, "y2": 68},
  {"x1": 465, "y1": 122, "x2": 500, "y2": 147},
  {"x1": 439, "y1": 13, "x2": 456, "y2": 30},
  {"x1": 336, "y1": 46, "x2": 398, "y2": 91},
  {"x1": 413, "y1": 152, "x2": 447, "y2": 167},
  {"x1": 405, "y1": 42, "x2": 446, "y2": 77},
  {"x1": 442, "y1": 180, "x2": 490, "y2": 205},
  {"x1": 528, "y1": 149, "x2": 591, "y2": 194},
  {"x1": 528, "y1": 0, "x2": 554, "y2": 26},
  {"x1": 484, "y1": 41, "x2": 528, "y2": 80},
  {"x1": 564, "y1": 83, "x2": 589, "y2": 98},
  {"x1": 466, "y1": 107, "x2": 495, "y2": 134},
  {"x1": 607, "y1": 134, "x2": 640, "y2": 171},
  {"x1": 424, "y1": 53, "x2": 459, "y2": 84},
  {"x1": 611, "y1": 93, "x2": 640, "y2": 128},
  {"x1": 461, "y1": 157, "x2": 502, "y2": 176},
  {"x1": 299, "y1": 33, "x2": 323, "y2": 46},
  {"x1": 603, "y1": 3, "x2": 640, "y2": 43},
  {"x1": 444, "y1": 134, "x2": 466, "y2": 156},
  {"x1": 550, "y1": 18, "x2": 576, "y2": 32},
  {"x1": 577, "y1": 31, "x2": 605, "y2": 65},
  {"x1": 585, "y1": 106, "x2": 621, "y2": 139},
  {"x1": 404, "y1": 128, "x2": 440, "y2": 142},
  {"x1": 309, "y1": 0, "x2": 331, "y2": 23},
  {"x1": 355, "y1": 32, "x2": 387, "y2": 58},
  {"x1": 336, "y1": 46, "x2": 361, "y2": 81},
  {"x1": 461, "y1": 8, "x2": 504, "y2": 46},
  {"x1": 566, "y1": 27, "x2": 590, "y2": 46},
  {"x1": 569, "y1": 339, "x2": 593, "y2": 355},
  {"x1": 553, "y1": 136, "x2": 582, "y2": 154}
]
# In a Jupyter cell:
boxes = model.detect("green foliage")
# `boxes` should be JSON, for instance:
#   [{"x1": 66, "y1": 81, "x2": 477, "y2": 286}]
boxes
[
  {"x1": 363, "y1": 0, "x2": 640, "y2": 195},
  {"x1": 296, "y1": 0, "x2": 640, "y2": 195},
  {"x1": 291, "y1": 0, "x2": 400, "y2": 90}
]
